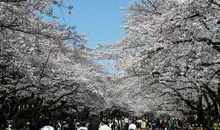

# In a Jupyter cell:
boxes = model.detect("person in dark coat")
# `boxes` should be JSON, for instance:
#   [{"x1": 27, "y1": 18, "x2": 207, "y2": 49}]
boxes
[{"x1": 88, "y1": 118, "x2": 99, "y2": 130}]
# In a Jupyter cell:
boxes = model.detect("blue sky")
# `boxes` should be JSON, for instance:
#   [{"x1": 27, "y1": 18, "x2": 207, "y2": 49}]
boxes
[
  {"x1": 56, "y1": 0, "x2": 132, "y2": 48},
  {"x1": 52, "y1": 0, "x2": 134, "y2": 73}
]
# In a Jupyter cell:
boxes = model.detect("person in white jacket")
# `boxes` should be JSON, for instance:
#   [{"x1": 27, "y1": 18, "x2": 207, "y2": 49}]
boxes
[
  {"x1": 128, "y1": 120, "x2": 136, "y2": 130},
  {"x1": 99, "y1": 120, "x2": 112, "y2": 130}
]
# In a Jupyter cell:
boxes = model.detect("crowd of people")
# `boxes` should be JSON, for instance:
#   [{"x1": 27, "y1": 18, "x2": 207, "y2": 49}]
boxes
[{"x1": 4, "y1": 116, "x2": 220, "y2": 130}]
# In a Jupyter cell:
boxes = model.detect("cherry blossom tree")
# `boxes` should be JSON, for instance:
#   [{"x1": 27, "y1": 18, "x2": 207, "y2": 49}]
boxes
[
  {"x1": 0, "y1": 0, "x2": 109, "y2": 126},
  {"x1": 95, "y1": 0, "x2": 220, "y2": 125}
]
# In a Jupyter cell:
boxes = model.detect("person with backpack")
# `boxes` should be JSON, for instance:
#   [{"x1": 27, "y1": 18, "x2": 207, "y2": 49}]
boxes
[{"x1": 151, "y1": 120, "x2": 156, "y2": 130}]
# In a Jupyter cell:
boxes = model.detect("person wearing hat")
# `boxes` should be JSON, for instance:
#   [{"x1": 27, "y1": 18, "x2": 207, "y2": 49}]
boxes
[
  {"x1": 24, "y1": 122, "x2": 31, "y2": 130},
  {"x1": 5, "y1": 124, "x2": 15, "y2": 130},
  {"x1": 41, "y1": 121, "x2": 55, "y2": 130},
  {"x1": 128, "y1": 120, "x2": 136, "y2": 130}
]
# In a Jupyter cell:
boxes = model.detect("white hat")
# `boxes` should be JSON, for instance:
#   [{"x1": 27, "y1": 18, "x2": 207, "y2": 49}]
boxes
[
  {"x1": 41, "y1": 126, "x2": 55, "y2": 130},
  {"x1": 129, "y1": 124, "x2": 136, "y2": 130}
]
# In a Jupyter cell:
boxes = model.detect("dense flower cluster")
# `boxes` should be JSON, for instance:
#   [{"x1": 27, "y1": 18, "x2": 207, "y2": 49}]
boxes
[
  {"x1": 95, "y1": 0, "x2": 220, "y2": 123},
  {"x1": 0, "y1": 0, "x2": 110, "y2": 123}
]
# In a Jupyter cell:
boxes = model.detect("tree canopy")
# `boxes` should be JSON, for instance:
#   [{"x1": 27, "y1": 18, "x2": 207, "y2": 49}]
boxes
[
  {"x1": 0, "y1": 0, "x2": 112, "y2": 125},
  {"x1": 0, "y1": 0, "x2": 220, "y2": 127},
  {"x1": 95, "y1": 0, "x2": 220, "y2": 126}
]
